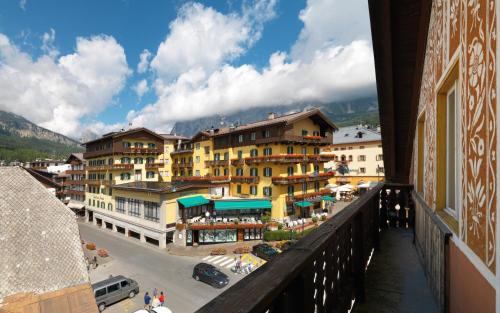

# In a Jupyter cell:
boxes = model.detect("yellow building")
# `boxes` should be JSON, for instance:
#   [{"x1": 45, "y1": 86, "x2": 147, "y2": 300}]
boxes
[
  {"x1": 170, "y1": 109, "x2": 337, "y2": 221},
  {"x1": 323, "y1": 125, "x2": 384, "y2": 186}
]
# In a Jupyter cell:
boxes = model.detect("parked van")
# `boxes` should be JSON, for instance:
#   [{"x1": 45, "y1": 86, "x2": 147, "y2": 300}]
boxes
[{"x1": 92, "y1": 275, "x2": 139, "y2": 312}]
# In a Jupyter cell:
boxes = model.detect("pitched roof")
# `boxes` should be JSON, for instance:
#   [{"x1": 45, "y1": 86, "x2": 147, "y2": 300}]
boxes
[
  {"x1": 82, "y1": 127, "x2": 165, "y2": 146},
  {"x1": 160, "y1": 134, "x2": 189, "y2": 141},
  {"x1": 112, "y1": 181, "x2": 220, "y2": 193},
  {"x1": 332, "y1": 126, "x2": 382, "y2": 145},
  {"x1": 0, "y1": 167, "x2": 97, "y2": 312},
  {"x1": 211, "y1": 108, "x2": 337, "y2": 136},
  {"x1": 66, "y1": 153, "x2": 85, "y2": 163}
]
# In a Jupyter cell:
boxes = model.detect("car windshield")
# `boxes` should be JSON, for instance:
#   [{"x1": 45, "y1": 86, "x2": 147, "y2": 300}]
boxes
[{"x1": 206, "y1": 269, "x2": 223, "y2": 277}]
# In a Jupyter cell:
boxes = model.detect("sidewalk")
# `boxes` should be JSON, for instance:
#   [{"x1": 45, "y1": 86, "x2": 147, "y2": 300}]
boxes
[{"x1": 167, "y1": 240, "x2": 262, "y2": 257}]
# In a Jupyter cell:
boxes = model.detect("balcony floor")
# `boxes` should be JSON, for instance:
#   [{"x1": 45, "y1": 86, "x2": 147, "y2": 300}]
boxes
[{"x1": 353, "y1": 228, "x2": 439, "y2": 313}]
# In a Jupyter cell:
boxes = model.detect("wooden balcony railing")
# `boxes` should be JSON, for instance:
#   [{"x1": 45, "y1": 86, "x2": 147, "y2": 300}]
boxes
[
  {"x1": 171, "y1": 175, "x2": 230, "y2": 183},
  {"x1": 230, "y1": 176, "x2": 260, "y2": 184},
  {"x1": 254, "y1": 134, "x2": 332, "y2": 146},
  {"x1": 205, "y1": 159, "x2": 229, "y2": 167},
  {"x1": 145, "y1": 162, "x2": 164, "y2": 169},
  {"x1": 83, "y1": 148, "x2": 114, "y2": 159},
  {"x1": 63, "y1": 180, "x2": 86, "y2": 186},
  {"x1": 197, "y1": 183, "x2": 415, "y2": 313},
  {"x1": 65, "y1": 190, "x2": 85, "y2": 196},
  {"x1": 172, "y1": 162, "x2": 193, "y2": 169},
  {"x1": 122, "y1": 147, "x2": 163, "y2": 154},
  {"x1": 230, "y1": 158, "x2": 245, "y2": 166},
  {"x1": 86, "y1": 164, "x2": 134, "y2": 171},
  {"x1": 272, "y1": 172, "x2": 335, "y2": 185},
  {"x1": 244, "y1": 155, "x2": 336, "y2": 165},
  {"x1": 65, "y1": 169, "x2": 85, "y2": 175},
  {"x1": 286, "y1": 189, "x2": 331, "y2": 203},
  {"x1": 170, "y1": 149, "x2": 193, "y2": 155},
  {"x1": 84, "y1": 179, "x2": 115, "y2": 186}
]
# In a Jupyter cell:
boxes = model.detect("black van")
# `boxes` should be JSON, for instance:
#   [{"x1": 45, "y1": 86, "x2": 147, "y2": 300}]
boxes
[{"x1": 92, "y1": 275, "x2": 139, "y2": 312}]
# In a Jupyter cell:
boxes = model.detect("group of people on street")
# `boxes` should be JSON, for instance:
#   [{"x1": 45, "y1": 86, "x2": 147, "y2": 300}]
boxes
[
  {"x1": 144, "y1": 288, "x2": 165, "y2": 309},
  {"x1": 233, "y1": 256, "x2": 254, "y2": 274}
]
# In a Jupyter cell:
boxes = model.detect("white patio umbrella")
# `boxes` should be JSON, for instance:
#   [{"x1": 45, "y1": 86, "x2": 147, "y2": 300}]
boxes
[{"x1": 326, "y1": 183, "x2": 338, "y2": 189}]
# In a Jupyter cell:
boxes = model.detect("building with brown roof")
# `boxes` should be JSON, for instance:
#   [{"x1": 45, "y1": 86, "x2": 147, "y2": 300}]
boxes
[{"x1": 0, "y1": 167, "x2": 98, "y2": 313}]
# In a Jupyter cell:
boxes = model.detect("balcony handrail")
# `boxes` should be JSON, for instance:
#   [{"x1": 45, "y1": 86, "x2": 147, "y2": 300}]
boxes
[{"x1": 197, "y1": 183, "x2": 414, "y2": 313}]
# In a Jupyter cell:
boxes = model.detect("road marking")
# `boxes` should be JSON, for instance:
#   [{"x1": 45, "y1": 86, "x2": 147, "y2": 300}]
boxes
[
  {"x1": 220, "y1": 258, "x2": 234, "y2": 267},
  {"x1": 208, "y1": 255, "x2": 224, "y2": 263},
  {"x1": 212, "y1": 256, "x2": 229, "y2": 265},
  {"x1": 202, "y1": 256, "x2": 212, "y2": 261}
]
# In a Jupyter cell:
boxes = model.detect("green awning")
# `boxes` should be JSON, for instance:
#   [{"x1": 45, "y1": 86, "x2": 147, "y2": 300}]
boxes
[
  {"x1": 177, "y1": 196, "x2": 209, "y2": 208},
  {"x1": 295, "y1": 201, "x2": 313, "y2": 207},
  {"x1": 322, "y1": 196, "x2": 336, "y2": 201},
  {"x1": 214, "y1": 199, "x2": 272, "y2": 211}
]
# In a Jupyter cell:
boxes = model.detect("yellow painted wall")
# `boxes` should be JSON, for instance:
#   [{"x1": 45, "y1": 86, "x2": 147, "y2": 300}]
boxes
[{"x1": 291, "y1": 118, "x2": 320, "y2": 136}]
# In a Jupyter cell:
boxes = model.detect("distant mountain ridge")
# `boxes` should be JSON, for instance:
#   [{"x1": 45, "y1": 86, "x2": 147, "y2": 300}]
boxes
[
  {"x1": 171, "y1": 96, "x2": 379, "y2": 137},
  {"x1": 0, "y1": 111, "x2": 83, "y2": 162}
]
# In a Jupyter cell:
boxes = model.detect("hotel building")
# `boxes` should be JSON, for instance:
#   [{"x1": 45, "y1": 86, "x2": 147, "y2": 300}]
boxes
[{"x1": 323, "y1": 125, "x2": 384, "y2": 185}]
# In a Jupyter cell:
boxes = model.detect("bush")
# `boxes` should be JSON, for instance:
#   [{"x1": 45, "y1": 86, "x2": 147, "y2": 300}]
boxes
[
  {"x1": 261, "y1": 212, "x2": 271, "y2": 223},
  {"x1": 97, "y1": 249, "x2": 109, "y2": 258},
  {"x1": 86, "y1": 242, "x2": 96, "y2": 250},
  {"x1": 277, "y1": 223, "x2": 283, "y2": 230},
  {"x1": 264, "y1": 227, "x2": 318, "y2": 242},
  {"x1": 210, "y1": 248, "x2": 227, "y2": 255},
  {"x1": 320, "y1": 215, "x2": 327, "y2": 221},
  {"x1": 311, "y1": 217, "x2": 318, "y2": 223},
  {"x1": 233, "y1": 245, "x2": 251, "y2": 254}
]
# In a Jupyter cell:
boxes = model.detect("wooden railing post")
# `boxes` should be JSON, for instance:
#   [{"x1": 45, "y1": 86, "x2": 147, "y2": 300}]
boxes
[
  {"x1": 388, "y1": 188, "x2": 398, "y2": 227},
  {"x1": 372, "y1": 192, "x2": 381, "y2": 252},
  {"x1": 380, "y1": 187, "x2": 388, "y2": 229},
  {"x1": 352, "y1": 213, "x2": 365, "y2": 303}
]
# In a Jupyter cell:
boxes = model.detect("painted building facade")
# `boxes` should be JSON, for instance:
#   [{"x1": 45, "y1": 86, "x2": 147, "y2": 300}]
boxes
[{"x1": 377, "y1": 0, "x2": 499, "y2": 311}]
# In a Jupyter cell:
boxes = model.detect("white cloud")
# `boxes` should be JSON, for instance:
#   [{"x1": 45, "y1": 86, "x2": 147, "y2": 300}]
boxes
[
  {"x1": 291, "y1": 0, "x2": 371, "y2": 61},
  {"x1": 150, "y1": 0, "x2": 276, "y2": 80},
  {"x1": 128, "y1": 40, "x2": 375, "y2": 131},
  {"x1": 41, "y1": 28, "x2": 58, "y2": 58},
  {"x1": 0, "y1": 33, "x2": 130, "y2": 137},
  {"x1": 133, "y1": 79, "x2": 149, "y2": 98},
  {"x1": 125, "y1": 0, "x2": 375, "y2": 133},
  {"x1": 19, "y1": 0, "x2": 26, "y2": 11},
  {"x1": 137, "y1": 49, "x2": 151, "y2": 73}
]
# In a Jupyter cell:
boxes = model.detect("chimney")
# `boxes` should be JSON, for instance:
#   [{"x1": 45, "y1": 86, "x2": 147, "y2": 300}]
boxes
[{"x1": 268, "y1": 112, "x2": 276, "y2": 120}]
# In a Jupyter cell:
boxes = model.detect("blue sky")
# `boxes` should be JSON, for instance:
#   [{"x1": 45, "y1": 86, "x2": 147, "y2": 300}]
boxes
[{"x1": 0, "y1": 0, "x2": 374, "y2": 139}]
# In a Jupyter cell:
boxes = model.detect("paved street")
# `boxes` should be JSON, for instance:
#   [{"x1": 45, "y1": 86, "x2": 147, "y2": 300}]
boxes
[{"x1": 78, "y1": 223, "x2": 244, "y2": 313}]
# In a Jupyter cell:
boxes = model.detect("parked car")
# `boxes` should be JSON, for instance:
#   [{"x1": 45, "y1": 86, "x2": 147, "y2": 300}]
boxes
[
  {"x1": 252, "y1": 244, "x2": 278, "y2": 261},
  {"x1": 92, "y1": 275, "x2": 139, "y2": 312},
  {"x1": 192, "y1": 263, "x2": 229, "y2": 288},
  {"x1": 279, "y1": 240, "x2": 297, "y2": 252}
]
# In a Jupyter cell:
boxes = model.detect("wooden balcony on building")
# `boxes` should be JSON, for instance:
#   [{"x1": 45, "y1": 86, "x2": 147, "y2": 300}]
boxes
[
  {"x1": 171, "y1": 175, "x2": 230, "y2": 183},
  {"x1": 145, "y1": 162, "x2": 164, "y2": 169},
  {"x1": 205, "y1": 159, "x2": 229, "y2": 167},
  {"x1": 230, "y1": 158, "x2": 245, "y2": 166},
  {"x1": 84, "y1": 179, "x2": 115, "y2": 186},
  {"x1": 121, "y1": 147, "x2": 163, "y2": 154},
  {"x1": 197, "y1": 184, "x2": 443, "y2": 313},
  {"x1": 172, "y1": 162, "x2": 193, "y2": 169},
  {"x1": 244, "y1": 155, "x2": 307, "y2": 165},
  {"x1": 255, "y1": 134, "x2": 332, "y2": 146},
  {"x1": 63, "y1": 180, "x2": 86, "y2": 186},
  {"x1": 286, "y1": 189, "x2": 331, "y2": 203},
  {"x1": 65, "y1": 169, "x2": 85, "y2": 175},
  {"x1": 170, "y1": 149, "x2": 193, "y2": 155},
  {"x1": 65, "y1": 190, "x2": 85, "y2": 196},
  {"x1": 230, "y1": 176, "x2": 260, "y2": 184},
  {"x1": 86, "y1": 164, "x2": 134, "y2": 171},
  {"x1": 83, "y1": 148, "x2": 114, "y2": 159},
  {"x1": 271, "y1": 172, "x2": 335, "y2": 185}
]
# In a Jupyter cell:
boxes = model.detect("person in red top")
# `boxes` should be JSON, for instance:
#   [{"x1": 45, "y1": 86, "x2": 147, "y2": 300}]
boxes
[{"x1": 159, "y1": 291, "x2": 165, "y2": 307}]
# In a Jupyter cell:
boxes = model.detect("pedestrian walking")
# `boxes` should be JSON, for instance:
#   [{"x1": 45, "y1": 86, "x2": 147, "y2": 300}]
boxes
[
  {"x1": 159, "y1": 291, "x2": 165, "y2": 307},
  {"x1": 151, "y1": 296, "x2": 160, "y2": 308},
  {"x1": 153, "y1": 287, "x2": 158, "y2": 297},
  {"x1": 144, "y1": 292, "x2": 151, "y2": 310}
]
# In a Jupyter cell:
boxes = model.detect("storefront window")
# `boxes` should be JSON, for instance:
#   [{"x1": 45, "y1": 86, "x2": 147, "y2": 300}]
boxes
[
  {"x1": 244, "y1": 229, "x2": 249, "y2": 240},
  {"x1": 215, "y1": 230, "x2": 227, "y2": 242},
  {"x1": 186, "y1": 230, "x2": 192, "y2": 244},
  {"x1": 227, "y1": 229, "x2": 237, "y2": 242}
]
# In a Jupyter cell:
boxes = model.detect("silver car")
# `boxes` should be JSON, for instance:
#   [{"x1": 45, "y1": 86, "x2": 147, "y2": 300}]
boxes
[{"x1": 92, "y1": 275, "x2": 139, "y2": 312}]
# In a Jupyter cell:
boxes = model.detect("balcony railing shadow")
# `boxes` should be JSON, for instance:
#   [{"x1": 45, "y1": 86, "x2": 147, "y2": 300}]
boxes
[{"x1": 196, "y1": 183, "x2": 444, "y2": 313}]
